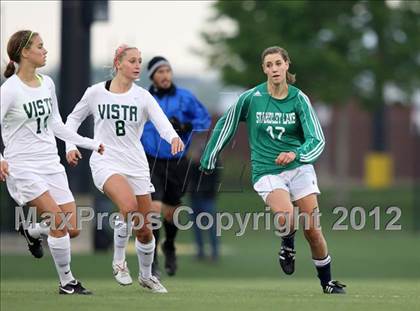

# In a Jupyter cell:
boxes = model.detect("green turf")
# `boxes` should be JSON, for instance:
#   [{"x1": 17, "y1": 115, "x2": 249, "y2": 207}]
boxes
[
  {"x1": 2, "y1": 231, "x2": 420, "y2": 280},
  {"x1": 2, "y1": 230, "x2": 420, "y2": 311},
  {"x1": 1, "y1": 187, "x2": 419, "y2": 310},
  {"x1": 1, "y1": 278, "x2": 419, "y2": 311}
]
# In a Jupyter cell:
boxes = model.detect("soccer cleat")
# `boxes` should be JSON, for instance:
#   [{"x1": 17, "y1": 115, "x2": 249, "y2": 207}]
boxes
[
  {"x1": 162, "y1": 241, "x2": 177, "y2": 276},
  {"x1": 138, "y1": 275, "x2": 168, "y2": 293},
  {"x1": 59, "y1": 280, "x2": 92, "y2": 295},
  {"x1": 18, "y1": 223, "x2": 43, "y2": 259},
  {"x1": 323, "y1": 280, "x2": 346, "y2": 294},
  {"x1": 278, "y1": 245, "x2": 296, "y2": 275},
  {"x1": 112, "y1": 261, "x2": 133, "y2": 286}
]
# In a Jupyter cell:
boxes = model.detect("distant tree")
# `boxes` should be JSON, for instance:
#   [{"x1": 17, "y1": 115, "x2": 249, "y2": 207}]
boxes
[{"x1": 202, "y1": 0, "x2": 420, "y2": 110}]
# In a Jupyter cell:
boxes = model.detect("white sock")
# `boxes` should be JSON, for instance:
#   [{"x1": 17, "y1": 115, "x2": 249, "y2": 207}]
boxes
[
  {"x1": 28, "y1": 223, "x2": 50, "y2": 239},
  {"x1": 113, "y1": 220, "x2": 130, "y2": 264},
  {"x1": 47, "y1": 233, "x2": 75, "y2": 286},
  {"x1": 313, "y1": 255, "x2": 332, "y2": 267},
  {"x1": 135, "y1": 237, "x2": 155, "y2": 279}
]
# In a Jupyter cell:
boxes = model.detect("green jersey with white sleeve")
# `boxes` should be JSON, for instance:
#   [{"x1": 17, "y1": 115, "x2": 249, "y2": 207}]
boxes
[{"x1": 200, "y1": 82, "x2": 325, "y2": 184}]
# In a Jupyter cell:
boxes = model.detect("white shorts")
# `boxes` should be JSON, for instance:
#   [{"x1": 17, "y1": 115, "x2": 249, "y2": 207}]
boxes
[
  {"x1": 92, "y1": 167, "x2": 155, "y2": 196},
  {"x1": 6, "y1": 169, "x2": 74, "y2": 206},
  {"x1": 253, "y1": 164, "x2": 320, "y2": 203}
]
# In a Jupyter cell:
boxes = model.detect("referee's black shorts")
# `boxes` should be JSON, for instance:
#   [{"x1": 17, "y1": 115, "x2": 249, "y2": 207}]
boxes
[{"x1": 146, "y1": 155, "x2": 190, "y2": 206}]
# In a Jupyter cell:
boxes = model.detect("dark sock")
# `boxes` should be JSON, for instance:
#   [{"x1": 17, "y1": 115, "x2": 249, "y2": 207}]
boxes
[
  {"x1": 163, "y1": 219, "x2": 178, "y2": 246},
  {"x1": 281, "y1": 230, "x2": 296, "y2": 249},
  {"x1": 152, "y1": 229, "x2": 160, "y2": 262},
  {"x1": 314, "y1": 255, "x2": 332, "y2": 287}
]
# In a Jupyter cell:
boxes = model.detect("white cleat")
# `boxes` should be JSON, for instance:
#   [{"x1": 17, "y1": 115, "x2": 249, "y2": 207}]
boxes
[
  {"x1": 138, "y1": 275, "x2": 168, "y2": 293},
  {"x1": 113, "y1": 261, "x2": 133, "y2": 286}
]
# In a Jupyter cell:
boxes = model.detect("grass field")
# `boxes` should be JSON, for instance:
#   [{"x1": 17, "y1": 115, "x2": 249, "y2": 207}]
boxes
[
  {"x1": 2, "y1": 278, "x2": 419, "y2": 311},
  {"x1": 1, "y1": 187, "x2": 419, "y2": 310},
  {"x1": 2, "y1": 230, "x2": 419, "y2": 311}
]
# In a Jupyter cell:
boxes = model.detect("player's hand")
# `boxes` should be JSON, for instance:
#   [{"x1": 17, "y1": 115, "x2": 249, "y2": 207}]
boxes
[
  {"x1": 171, "y1": 137, "x2": 184, "y2": 155},
  {"x1": 199, "y1": 166, "x2": 214, "y2": 175},
  {"x1": 66, "y1": 150, "x2": 82, "y2": 167},
  {"x1": 97, "y1": 143, "x2": 105, "y2": 155},
  {"x1": 275, "y1": 151, "x2": 296, "y2": 165},
  {"x1": 0, "y1": 160, "x2": 9, "y2": 182}
]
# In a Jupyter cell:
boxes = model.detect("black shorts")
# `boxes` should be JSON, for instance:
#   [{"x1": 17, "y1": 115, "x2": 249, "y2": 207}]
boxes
[{"x1": 146, "y1": 155, "x2": 190, "y2": 206}]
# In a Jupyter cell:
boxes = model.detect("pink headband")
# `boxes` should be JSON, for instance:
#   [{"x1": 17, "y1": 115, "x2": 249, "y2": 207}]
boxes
[{"x1": 113, "y1": 44, "x2": 129, "y2": 68}]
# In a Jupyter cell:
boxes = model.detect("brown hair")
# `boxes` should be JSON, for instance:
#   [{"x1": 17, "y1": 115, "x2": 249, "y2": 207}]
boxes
[
  {"x1": 4, "y1": 30, "x2": 38, "y2": 78},
  {"x1": 261, "y1": 46, "x2": 296, "y2": 84}
]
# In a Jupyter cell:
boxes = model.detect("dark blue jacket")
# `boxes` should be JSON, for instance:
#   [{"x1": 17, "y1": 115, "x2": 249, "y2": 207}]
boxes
[{"x1": 141, "y1": 84, "x2": 211, "y2": 159}]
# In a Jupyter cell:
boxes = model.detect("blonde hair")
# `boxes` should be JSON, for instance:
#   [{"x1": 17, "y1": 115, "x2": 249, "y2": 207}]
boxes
[{"x1": 112, "y1": 44, "x2": 137, "y2": 75}]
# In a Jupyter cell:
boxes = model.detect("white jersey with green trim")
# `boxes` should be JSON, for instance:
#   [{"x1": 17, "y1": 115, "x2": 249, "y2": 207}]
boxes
[
  {"x1": 65, "y1": 82, "x2": 179, "y2": 178},
  {"x1": 0, "y1": 74, "x2": 100, "y2": 174}
]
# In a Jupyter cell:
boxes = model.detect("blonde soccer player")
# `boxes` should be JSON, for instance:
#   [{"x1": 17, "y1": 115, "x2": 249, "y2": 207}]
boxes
[
  {"x1": 65, "y1": 45, "x2": 183, "y2": 293},
  {"x1": 0, "y1": 30, "x2": 105, "y2": 295}
]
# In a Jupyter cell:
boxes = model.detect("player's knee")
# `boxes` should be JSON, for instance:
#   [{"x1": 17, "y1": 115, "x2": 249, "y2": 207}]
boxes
[
  {"x1": 135, "y1": 226, "x2": 153, "y2": 243},
  {"x1": 163, "y1": 209, "x2": 174, "y2": 221},
  {"x1": 120, "y1": 200, "x2": 138, "y2": 218},
  {"x1": 68, "y1": 228, "x2": 80, "y2": 238},
  {"x1": 151, "y1": 201, "x2": 162, "y2": 214},
  {"x1": 50, "y1": 226, "x2": 68, "y2": 238}
]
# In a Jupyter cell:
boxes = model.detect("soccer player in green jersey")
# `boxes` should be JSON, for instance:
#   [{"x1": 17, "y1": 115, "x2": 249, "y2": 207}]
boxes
[{"x1": 200, "y1": 46, "x2": 346, "y2": 294}]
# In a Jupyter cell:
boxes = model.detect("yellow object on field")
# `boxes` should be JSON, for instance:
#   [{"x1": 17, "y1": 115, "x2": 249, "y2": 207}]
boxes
[{"x1": 364, "y1": 152, "x2": 393, "y2": 188}]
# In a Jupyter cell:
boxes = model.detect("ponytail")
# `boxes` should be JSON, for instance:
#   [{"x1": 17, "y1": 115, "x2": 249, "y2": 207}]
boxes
[
  {"x1": 286, "y1": 71, "x2": 296, "y2": 84},
  {"x1": 4, "y1": 30, "x2": 37, "y2": 79},
  {"x1": 4, "y1": 61, "x2": 16, "y2": 78}
]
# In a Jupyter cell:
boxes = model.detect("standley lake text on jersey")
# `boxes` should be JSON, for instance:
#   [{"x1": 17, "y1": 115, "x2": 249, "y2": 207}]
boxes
[{"x1": 255, "y1": 112, "x2": 296, "y2": 125}]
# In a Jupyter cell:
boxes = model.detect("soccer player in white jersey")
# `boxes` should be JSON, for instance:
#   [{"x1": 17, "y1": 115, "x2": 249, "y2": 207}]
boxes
[
  {"x1": 0, "y1": 30, "x2": 105, "y2": 295},
  {"x1": 65, "y1": 44, "x2": 184, "y2": 293}
]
